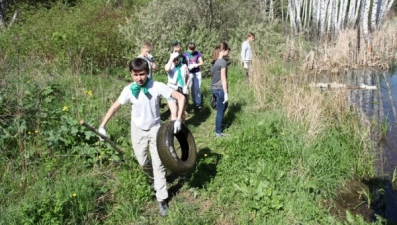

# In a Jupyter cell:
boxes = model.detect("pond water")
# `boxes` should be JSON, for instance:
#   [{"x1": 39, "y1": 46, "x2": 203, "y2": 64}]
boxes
[{"x1": 313, "y1": 69, "x2": 397, "y2": 223}]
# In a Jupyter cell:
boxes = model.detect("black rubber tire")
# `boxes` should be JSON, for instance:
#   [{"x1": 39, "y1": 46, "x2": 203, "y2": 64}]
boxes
[{"x1": 157, "y1": 120, "x2": 197, "y2": 175}]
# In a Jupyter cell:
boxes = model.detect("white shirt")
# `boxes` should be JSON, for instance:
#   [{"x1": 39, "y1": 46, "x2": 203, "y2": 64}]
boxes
[
  {"x1": 241, "y1": 40, "x2": 252, "y2": 62},
  {"x1": 117, "y1": 80, "x2": 172, "y2": 130},
  {"x1": 166, "y1": 64, "x2": 189, "y2": 90}
]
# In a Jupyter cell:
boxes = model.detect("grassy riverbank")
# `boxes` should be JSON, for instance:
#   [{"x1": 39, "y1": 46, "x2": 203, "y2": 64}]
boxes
[
  {"x1": 2, "y1": 1, "x2": 392, "y2": 223},
  {"x1": 0, "y1": 61, "x2": 377, "y2": 224}
]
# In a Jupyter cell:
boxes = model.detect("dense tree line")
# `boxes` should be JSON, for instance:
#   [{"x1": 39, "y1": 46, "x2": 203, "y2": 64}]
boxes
[
  {"x1": 257, "y1": 0, "x2": 396, "y2": 46},
  {"x1": 283, "y1": 0, "x2": 395, "y2": 43}
]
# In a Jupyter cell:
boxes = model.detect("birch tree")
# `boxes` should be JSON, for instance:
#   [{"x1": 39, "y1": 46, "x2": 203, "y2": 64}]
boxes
[
  {"x1": 378, "y1": 0, "x2": 394, "y2": 28},
  {"x1": 362, "y1": 0, "x2": 371, "y2": 44},
  {"x1": 319, "y1": 0, "x2": 329, "y2": 37},
  {"x1": 288, "y1": 0, "x2": 297, "y2": 34},
  {"x1": 337, "y1": 0, "x2": 348, "y2": 30},
  {"x1": 287, "y1": 0, "x2": 394, "y2": 44},
  {"x1": 294, "y1": 0, "x2": 303, "y2": 32},
  {"x1": 312, "y1": 0, "x2": 320, "y2": 37},
  {"x1": 0, "y1": 0, "x2": 5, "y2": 30},
  {"x1": 347, "y1": 0, "x2": 357, "y2": 28},
  {"x1": 371, "y1": 0, "x2": 379, "y2": 32}
]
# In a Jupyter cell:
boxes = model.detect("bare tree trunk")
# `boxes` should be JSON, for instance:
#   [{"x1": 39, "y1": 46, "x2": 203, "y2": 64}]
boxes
[
  {"x1": 362, "y1": 0, "x2": 371, "y2": 45},
  {"x1": 207, "y1": 0, "x2": 213, "y2": 32},
  {"x1": 326, "y1": 0, "x2": 334, "y2": 37},
  {"x1": 0, "y1": 0, "x2": 5, "y2": 31},
  {"x1": 288, "y1": 0, "x2": 297, "y2": 34},
  {"x1": 269, "y1": 0, "x2": 274, "y2": 21},
  {"x1": 281, "y1": 0, "x2": 285, "y2": 23},
  {"x1": 303, "y1": 0, "x2": 310, "y2": 30},
  {"x1": 353, "y1": 0, "x2": 362, "y2": 28},
  {"x1": 312, "y1": 0, "x2": 320, "y2": 38},
  {"x1": 332, "y1": 0, "x2": 338, "y2": 37},
  {"x1": 263, "y1": 0, "x2": 267, "y2": 19},
  {"x1": 320, "y1": 0, "x2": 330, "y2": 38},
  {"x1": 294, "y1": 0, "x2": 302, "y2": 32},
  {"x1": 371, "y1": 0, "x2": 379, "y2": 32},
  {"x1": 307, "y1": 0, "x2": 313, "y2": 30},
  {"x1": 378, "y1": 0, "x2": 394, "y2": 27},
  {"x1": 338, "y1": 0, "x2": 348, "y2": 30},
  {"x1": 347, "y1": 0, "x2": 357, "y2": 28}
]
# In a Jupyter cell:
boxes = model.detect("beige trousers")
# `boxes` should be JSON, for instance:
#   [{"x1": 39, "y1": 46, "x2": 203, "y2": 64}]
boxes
[{"x1": 131, "y1": 121, "x2": 168, "y2": 202}]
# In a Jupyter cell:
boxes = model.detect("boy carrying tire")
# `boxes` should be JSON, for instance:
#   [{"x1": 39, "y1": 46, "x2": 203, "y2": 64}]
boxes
[{"x1": 98, "y1": 58, "x2": 186, "y2": 216}]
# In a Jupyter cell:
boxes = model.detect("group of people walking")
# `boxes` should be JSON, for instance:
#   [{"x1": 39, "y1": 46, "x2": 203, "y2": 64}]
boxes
[{"x1": 97, "y1": 33, "x2": 255, "y2": 217}]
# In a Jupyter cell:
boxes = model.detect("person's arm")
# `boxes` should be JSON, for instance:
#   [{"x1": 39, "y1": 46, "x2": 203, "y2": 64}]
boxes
[
  {"x1": 146, "y1": 54, "x2": 158, "y2": 70},
  {"x1": 100, "y1": 100, "x2": 121, "y2": 128},
  {"x1": 165, "y1": 52, "x2": 178, "y2": 72},
  {"x1": 185, "y1": 66, "x2": 192, "y2": 88},
  {"x1": 164, "y1": 57, "x2": 173, "y2": 72},
  {"x1": 152, "y1": 61, "x2": 158, "y2": 70},
  {"x1": 170, "y1": 90, "x2": 185, "y2": 120},
  {"x1": 220, "y1": 68, "x2": 228, "y2": 95},
  {"x1": 197, "y1": 56, "x2": 204, "y2": 67},
  {"x1": 241, "y1": 42, "x2": 247, "y2": 61}
]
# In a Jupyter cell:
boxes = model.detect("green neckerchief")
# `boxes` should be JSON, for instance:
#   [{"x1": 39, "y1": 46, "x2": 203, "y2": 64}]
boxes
[
  {"x1": 130, "y1": 78, "x2": 150, "y2": 98},
  {"x1": 186, "y1": 51, "x2": 194, "y2": 60},
  {"x1": 175, "y1": 60, "x2": 184, "y2": 87}
]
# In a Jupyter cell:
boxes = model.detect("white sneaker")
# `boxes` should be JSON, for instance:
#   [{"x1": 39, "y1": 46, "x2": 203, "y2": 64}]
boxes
[
  {"x1": 215, "y1": 133, "x2": 227, "y2": 138},
  {"x1": 158, "y1": 201, "x2": 169, "y2": 216}
]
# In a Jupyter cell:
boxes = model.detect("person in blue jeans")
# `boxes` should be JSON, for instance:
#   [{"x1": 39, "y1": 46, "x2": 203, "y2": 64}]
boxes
[
  {"x1": 183, "y1": 42, "x2": 204, "y2": 109},
  {"x1": 210, "y1": 42, "x2": 230, "y2": 137}
]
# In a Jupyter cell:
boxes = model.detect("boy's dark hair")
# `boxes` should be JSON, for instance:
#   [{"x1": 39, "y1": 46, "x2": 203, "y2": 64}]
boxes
[
  {"x1": 187, "y1": 42, "x2": 196, "y2": 51},
  {"x1": 247, "y1": 32, "x2": 255, "y2": 38},
  {"x1": 130, "y1": 58, "x2": 150, "y2": 74}
]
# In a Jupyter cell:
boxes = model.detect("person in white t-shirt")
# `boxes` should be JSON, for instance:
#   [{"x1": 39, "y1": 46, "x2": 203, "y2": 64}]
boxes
[
  {"x1": 165, "y1": 51, "x2": 192, "y2": 121},
  {"x1": 136, "y1": 42, "x2": 158, "y2": 79},
  {"x1": 98, "y1": 58, "x2": 185, "y2": 217}
]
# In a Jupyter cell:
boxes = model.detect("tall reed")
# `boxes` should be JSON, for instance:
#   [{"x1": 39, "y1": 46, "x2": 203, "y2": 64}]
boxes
[{"x1": 294, "y1": 20, "x2": 397, "y2": 73}]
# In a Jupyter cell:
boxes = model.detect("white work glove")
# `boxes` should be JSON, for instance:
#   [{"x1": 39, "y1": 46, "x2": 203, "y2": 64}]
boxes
[
  {"x1": 98, "y1": 127, "x2": 107, "y2": 141},
  {"x1": 188, "y1": 63, "x2": 198, "y2": 70},
  {"x1": 170, "y1": 52, "x2": 179, "y2": 60},
  {"x1": 146, "y1": 53, "x2": 153, "y2": 62},
  {"x1": 174, "y1": 119, "x2": 182, "y2": 134},
  {"x1": 223, "y1": 93, "x2": 228, "y2": 104},
  {"x1": 243, "y1": 61, "x2": 248, "y2": 69},
  {"x1": 182, "y1": 86, "x2": 188, "y2": 94}
]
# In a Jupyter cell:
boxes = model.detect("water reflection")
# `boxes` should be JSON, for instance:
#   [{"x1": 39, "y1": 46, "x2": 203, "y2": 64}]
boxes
[
  {"x1": 314, "y1": 69, "x2": 397, "y2": 222},
  {"x1": 315, "y1": 69, "x2": 397, "y2": 176}
]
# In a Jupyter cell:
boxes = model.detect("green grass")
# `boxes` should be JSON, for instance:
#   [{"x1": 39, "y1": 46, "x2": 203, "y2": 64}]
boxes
[{"x1": 0, "y1": 64, "x2": 376, "y2": 225}]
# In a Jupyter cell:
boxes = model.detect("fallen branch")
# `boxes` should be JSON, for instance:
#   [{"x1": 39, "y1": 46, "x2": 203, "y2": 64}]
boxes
[
  {"x1": 79, "y1": 120, "x2": 124, "y2": 155},
  {"x1": 8, "y1": 10, "x2": 18, "y2": 30},
  {"x1": 310, "y1": 82, "x2": 377, "y2": 90}
]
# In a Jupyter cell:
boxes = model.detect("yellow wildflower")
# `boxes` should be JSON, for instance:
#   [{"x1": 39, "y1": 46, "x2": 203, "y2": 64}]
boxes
[
  {"x1": 98, "y1": 155, "x2": 102, "y2": 159},
  {"x1": 72, "y1": 193, "x2": 77, "y2": 197},
  {"x1": 28, "y1": 131, "x2": 32, "y2": 135},
  {"x1": 86, "y1": 90, "x2": 93, "y2": 98},
  {"x1": 204, "y1": 154, "x2": 207, "y2": 157},
  {"x1": 281, "y1": 132, "x2": 285, "y2": 136},
  {"x1": 35, "y1": 130, "x2": 39, "y2": 134},
  {"x1": 62, "y1": 106, "x2": 68, "y2": 111}
]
